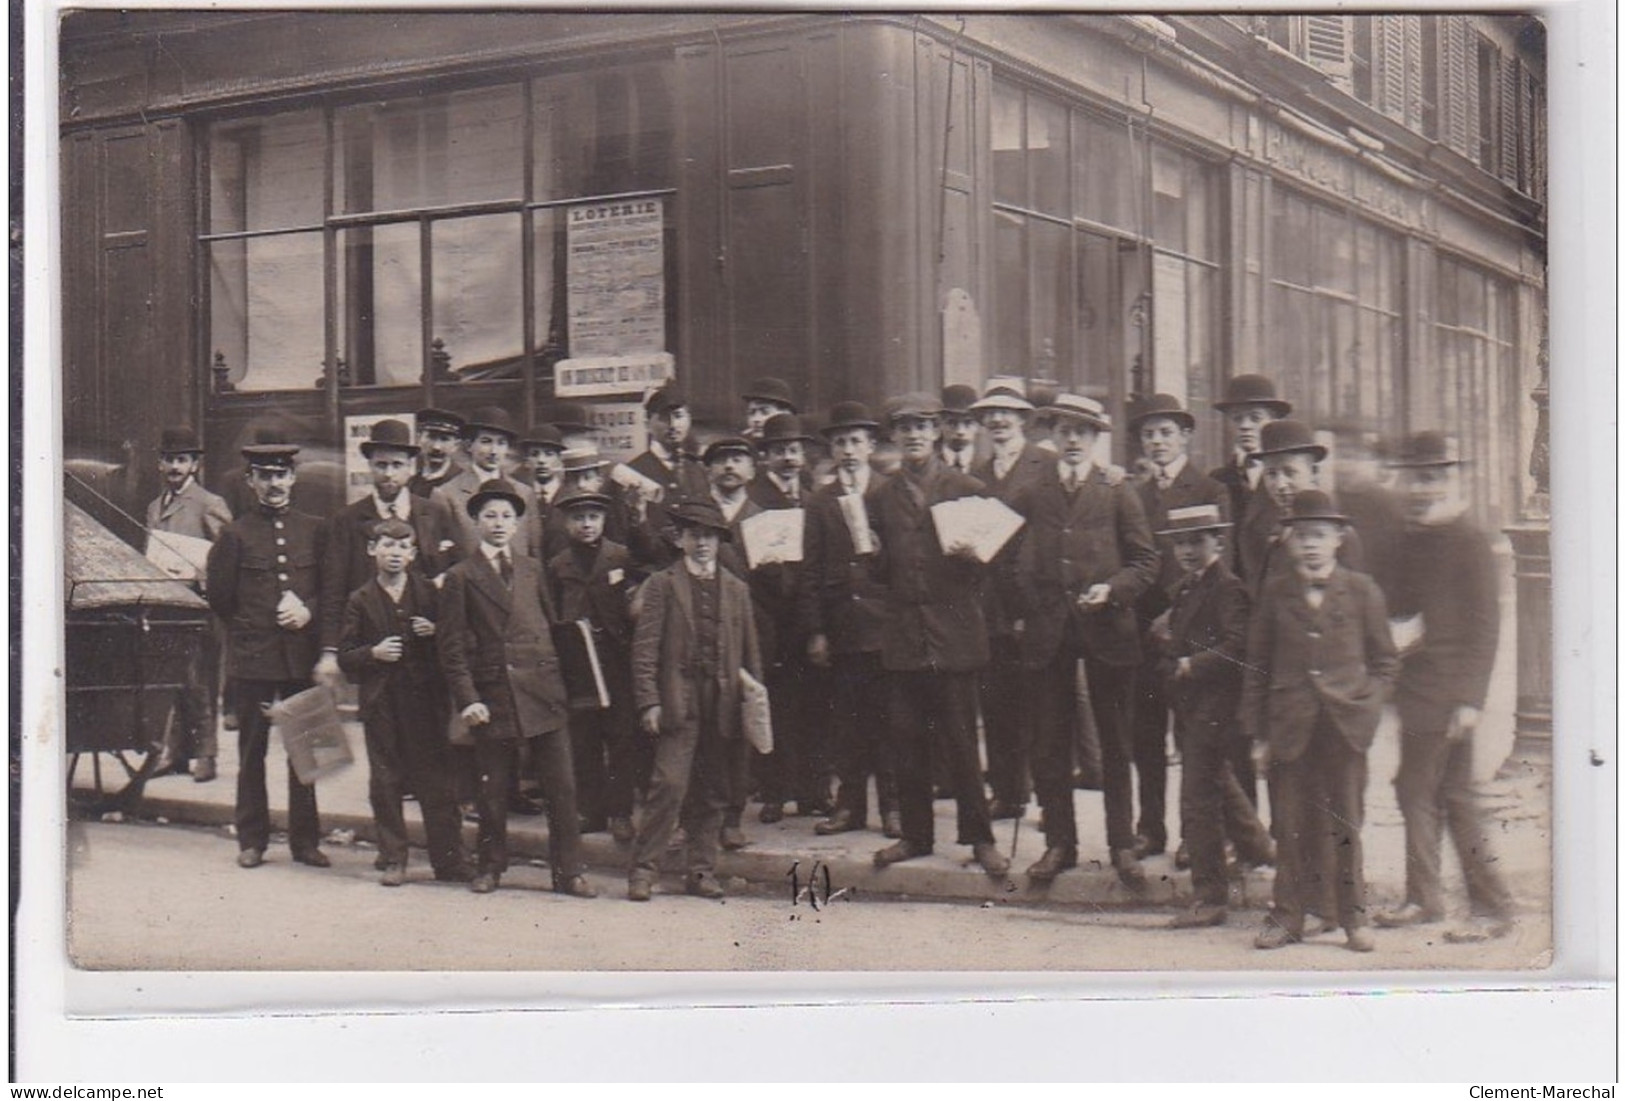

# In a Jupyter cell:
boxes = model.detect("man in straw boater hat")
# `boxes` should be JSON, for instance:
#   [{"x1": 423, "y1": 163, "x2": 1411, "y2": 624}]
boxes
[
  {"x1": 627, "y1": 496, "x2": 764, "y2": 901},
  {"x1": 1151, "y1": 504, "x2": 1273, "y2": 929},
  {"x1": 436, "y1": 476, "x2": 596, "y2": 898},
  {"x1": 205, "y1": 441, "x2": 330, "y2": 870},
  {"x1": 431, "y1": 407, "x2": 536, "y2": 558},
  {"x1": 1242, "y1": 489, "x2": 1396, "y2": 953},
  {"x1": 800, "y1": 400, "x2": 901, "y2": 840},
  {"x1": 407, "y1": 407, "x2": 469, "y2": 500},
  {"x1": 145, "y1": 425, "x2": 234, "y2": 782},
  {"x1": 1126, "y1": 393, "x2": 1230, "y2": 865},
  {"x1": 1208, "y1": 374, "x2": 1292, "y2": 586},
  {"x1": 1007, "y1": 392, "x2": 1160, "y2": 888},
  {"x1": 967, "y1": 377, "x2": 1047, "y2": 823},
  {"x1": 1372, "y1": 432, "x2": 1517, "y2": 944},
  {"x1": 865, "y1": 391, "x2": 1009, "y2": 878}
]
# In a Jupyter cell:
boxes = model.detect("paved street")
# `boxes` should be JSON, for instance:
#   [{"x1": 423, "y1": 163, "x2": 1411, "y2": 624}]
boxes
[{"x1": 68, "y1": 819, "x2": 1550, "y2": 972}]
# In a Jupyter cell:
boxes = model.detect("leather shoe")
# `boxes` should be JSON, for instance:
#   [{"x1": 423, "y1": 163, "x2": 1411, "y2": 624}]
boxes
[
  {"x1": 1025, "y1": 845, "x2": 1077, "y2": 883},
  {"x1": 1173, "y1": 840, "x2": 1191, "y2": 870},
  {"x1": 509, "y1": 793, "x2": 546, "y2": 816},
  {"x1": 814, "y1": 809, "x2": 865, "y2": 836},
  {"x1": 1345, "y1": 926, "x2": 1377, "y2": 953},
  {"x1": 872, "y1": 839, "x2": 931, "y2": 868},
  {"x1": 1169, "y1": 902, "x2": 1228, "y2": 929},
  {"x1": 292, "y1": 848, "x2": 331, "y2": 868},
  {"x1": 719, "y1": 825, "x2": 748, "y2": 851},
  {"x1": 685, "y1": 873, "x2": 725, "y2": 900},
  {"x1": 1444, "y1": 916, "x2": 1514, "y2": 944},
  {"x1": 609, "y1": 816, "x2": 635, "y2": 844},
  {"x1": 986, "y1": 798, "x2": 1025, "y2": 821},
  {"x1": 1111, "y1": 848, "x2": 1147, "y2": 888},
  {"x1": 470, "y1": 872, "x2": 499, "y2": 894},
  {"x1": 972, "y1": 842, "x2": 1010, "y2": 877},
  {"x1": 1254, "y1": 921, "x2": 1302, "y2": 950},
  {"x1": 191, "y1": 757, "x2": 217, "y2": 783},
  {"x1": 881, "y1": 811, "x2": 903, "y2": 839},
  {"x1": 380, "y1": 864, "x2": 406, "y2": 888},
  {"x1": 236, "y1": 849, "x2": 264, "y2": 869},
  {"x1": 374, "y1": 852, "x2": 391, "y2": 871},
  {"x1": 434, "y1": 866, "x2": 475, "y2": 884},
  {"x1": 758, "y1": 802, "x2": 785, "y2": 825},
  {"x1": 554, "y1": 874, "x2": 599, "y2": 899},
  {"x1": 1373, "y1": 902, "x2": 1443, "y2": 928},
  {"x1": 1304, "y1": 914, "x2": 1341, "y2": 938},
  {"x1": 627, "y1": 875, "x2": 653, "y2": 902}
]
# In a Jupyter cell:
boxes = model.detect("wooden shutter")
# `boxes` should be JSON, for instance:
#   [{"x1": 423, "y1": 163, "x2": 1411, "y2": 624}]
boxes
[
  {"x1": 1442, "y1": 15, "x2": 1473, "y2": 158},
  {"x1": 1304, "y1": 14, "x2": 1353, "y2": 89},
  {"x1": 1402, "y1": 16, "x2": 1426, "y2": 131},
  {"x1": 1376, "y1": 16, "x2": 1407, "y2": 121},
  {"x1": 1498, "y1": 49, "x2": 1519, "y2": 183}
]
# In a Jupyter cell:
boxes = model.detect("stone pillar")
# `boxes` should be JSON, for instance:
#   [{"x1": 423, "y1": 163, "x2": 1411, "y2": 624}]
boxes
[{"x1": 1499, "y1": 348, "x2": 1552, "y2": 777}]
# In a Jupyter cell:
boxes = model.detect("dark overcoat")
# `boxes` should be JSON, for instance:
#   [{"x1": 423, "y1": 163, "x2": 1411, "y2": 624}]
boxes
[
  {"x1": 1160, "y1": 559, "x2": 1250, "y2": 729},
  {"x1": 797, "y1": 473, "x2": 891, "y2": 656},
  {"x1": 318, "y1": 493, "x2": 461, "y2": 650},
  {"x1": 972, "y1": 442, "x2": 1051, "y2": 638}
]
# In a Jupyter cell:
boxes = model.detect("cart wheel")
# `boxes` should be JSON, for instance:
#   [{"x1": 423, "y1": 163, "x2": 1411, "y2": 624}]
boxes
[{"x1": 66, "y1": 746, "x2": 159, "y2": 816}]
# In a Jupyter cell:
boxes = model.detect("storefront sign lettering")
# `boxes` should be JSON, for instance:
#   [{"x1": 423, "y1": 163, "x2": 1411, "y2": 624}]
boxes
[
  {"x1": 555, "y1": 352, "x2": 676, "y2": 398},
  {"x1": 567, "y1": 197, "x2": 667, "y2": 359}
]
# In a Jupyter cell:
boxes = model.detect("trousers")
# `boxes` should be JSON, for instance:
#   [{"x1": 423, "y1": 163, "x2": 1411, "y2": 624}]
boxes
[
  {"x1": 888, "y1": 670, "x2": 994, "y2": 849},
  {"x1": 1267, "y1": 712, "x2": 1370, "y2": 932},
  {"x1": 828, "y1": 651, "x2": 897, "y2": 822},
  {"x1": 233, "y1": 678, "x2": 320, "y2": 855},
  {"x1": 978, "y1": 639, "x2": 1032, "y2": 808},
  {"x1": 1393, "y1": 728, "x2": 1514, "y2": 919},
  {"x1": 1031, "y1": 651, "x2": 1137, "y2": 853},
  {"x1": 1178, "y1": 714, "x2": 1273, "y2": 904},
  {"x1": 633, "y1": 677, "x2": 726, "y2": 876},
  {"x1": 363, "y1": 684, "x2": 466, "y2": 876},
  {"x1": 471, "y1": 726, "x2": 582, "y2": 881},
  {"x1": 759, "y1": 657, "x2": 832, "y2": 811},
  {"x1": 1130, "y1": 656, "x2": 1170, "y2": 848}
]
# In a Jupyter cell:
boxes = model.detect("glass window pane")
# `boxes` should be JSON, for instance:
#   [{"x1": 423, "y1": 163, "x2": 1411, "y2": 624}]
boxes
[
  {"x1": 1151, "y1": 145, "x2": 1185, "y2": 252},
  {"x1": 337, "y1": 84, "x2": 523, "y2": 213},
  {"x1": 339, "y1": 223, "x2": 422, "y2": 387},
  {"x1": 1074, "y1": 112, "x2": 1132, "y2": 233},
  {"x1": 1316, "y1": 207, "x2": 1355, "y2": 293},
  {"x1": 1271, "y1": 190, "x2": 1313, "y2": 287},
  {"x1": 1152, "y1": 252, "x2": 1189, "y2": 402},
  {"x1": 992, "y1": 82, "x2": 1025, "y2": 207},
  {"x1": 432, "y1": 214, "x2": 524, "y2": 383},
  {"x1": 532, "y1": 207, "x2": 564, "y2": 361},
  {"x1": 1030, "y1": 218, "x2": 1071, "y2": 377},
  {"x1": 534, "y1": 61, "x2": 677, "y2": 202},
  {"x1": 1075, "y1": 231, "x2": 1117, "y2": 396},
  {"x1": 208, "y1": 233, "x2": 325, "y2": 392},
  {"x1": 1182, "y1": 158, "x2": 1213, "y2": 261},
  {"x1": 1029, "y1": 94, "x2": 1068, "y2": 216},
  {"x1": 209, "y1": 109, "x2": 326, "y2": 233},
  {"x1": 993, "y1": 209, "x2": 1029, "y2": 372}
]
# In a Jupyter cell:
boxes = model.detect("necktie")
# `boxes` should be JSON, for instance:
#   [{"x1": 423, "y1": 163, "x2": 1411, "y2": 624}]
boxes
[
  {"x1": 386, "y1": 500, "x2": 399, "y2": 519},
  {"x1": 498, "y1": 552, "x2": 513, "y2": 588},
  {"x1": 1064, "y1": 466, "x2": 1080, "y2": 492},
  {"x1": 1156, "y1": 465, "x2": 1172, "y2": 490}
]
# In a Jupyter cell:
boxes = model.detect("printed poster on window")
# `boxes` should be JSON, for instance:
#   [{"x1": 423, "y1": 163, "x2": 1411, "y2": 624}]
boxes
[
  {"x1": 344, "y1": 413, "x2": 415, "y2": 504},
  {"x1": 566, "y1": 197, "x2": 666, "y2": 359}
]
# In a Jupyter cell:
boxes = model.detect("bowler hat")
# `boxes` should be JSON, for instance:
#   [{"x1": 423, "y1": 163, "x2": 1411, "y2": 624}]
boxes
[
  {"x1": 1027, "y1": 378, "x2": 1062, "y2": 409},
  {"x1": 466, "y1": 477, "x2": 528, "y2": 519},
  {"x1": 519, "y1": 424, "x2": 566, "y2": 453},
  {"x1": 884, "y1": 392, "x2": 944, "y2": 423},
  {"x1": 463, "y1": 407, "x2": 519, "y2": 441},
  {"x1": 644, "y1": 386, "x2": 690, "y2": 417},
  {"x1": 821, "y1": 401, "x2": 881, "y2": 435},
  {"x1": 366, "y1": 516, "x2": 417, "y2": 544},
  {"x1": 970, "y1": 376, "x2": 1035, "y2": 414},
  {"x1": 940, "y1": 384, "x2": 980, "y2": 415},
  {"x1": 702, "y1": 436, "x2": 756, "y2": 463},
  {"x1": 241, "y1": 442, "x2": 300, "y2": 470},
  {"x1": 1155, "y1": 503, "x2": 1231, "y2": 538},
  {"x1": 1213, "y1": 374, "x2": 1292, "y2": 417},
  {"x1": 555, "y1": 488, "x2": 614, "y2": 513},
  {"x1": 756, "y1": 413, "x2": 816, "y2": 449},
  {"x1": 544, "y1": 402, "x2": 595, "y2": 435},
  {"x1": 562, "y1": 444, "x2": 610, "y2": 475},
  {"x1": 1253, "y1": 419, "x2": 1328, "y2": 463},
  {"x1": 742, "y1": 377, "x2": 797, "y2": 412},
  {"x1": 414, "y1": 407, "x2": 466, "y2": 435},
  {"x1": 1040, "y1": 392, "x2": 1112, "y2": 433},
  {"x1": 668, "y1": 496, "x2": 733, "y2": 537},
  {"x1": 1128, "y1": 393, "x2": 1196, "y2": 434},
  {"x1": 1280, "y1": 488, "x2": 1351, "y2": 527},
  {"x1": 359, "y1": 418, "x2": 420, "y2": 458},
  {"x1": 1387, "y1": 430, "x2": 1463, "y2": 468},
  {"x1": 158, "y1": 426, "x2": 204, "y2": 455}
]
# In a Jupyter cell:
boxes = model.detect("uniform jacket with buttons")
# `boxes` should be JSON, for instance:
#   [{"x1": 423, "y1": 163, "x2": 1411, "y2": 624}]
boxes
[
  {"x1": 798, "y1": 471, "x2": 891, "y2": 656},
  {"x1": 146, "y1": 479, "x2": 233, "y2": 542},
  {"x1": 436, "y1": 549, "x2": 568, "y2": 741},
  {"x1": 318, "y1": 492, "x2": 462, "y2": 651},
  {"x1": 206, "y1": 507, "x2": 326, "y2": 682},
  {"x1": 867, "y1": 457, "x2": 990, "y2": 673},
  {"x1": 972, "y1": 442, "x2": 1050, "y2": 639},
  {"x1": 631, "y1": 562, "x2": 763, "y2": 742},
  {"x1": 336, "y1": 571, "x2": 448, "y2": 722},
  {"x1": 1010, "y1": 462, "x2": 1160, "y2": 669},
  {"x1": 1240, "y1": 564, "x2": 1397, "y2": 761},
  {"x1": 1131, "y1": 460, "x2": 1228, "y2": 623}
]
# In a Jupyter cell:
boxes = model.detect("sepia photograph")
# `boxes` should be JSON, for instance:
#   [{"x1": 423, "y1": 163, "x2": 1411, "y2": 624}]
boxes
[{"x1": 46, "y1": 7, "x2": 1568, "y2": 987}]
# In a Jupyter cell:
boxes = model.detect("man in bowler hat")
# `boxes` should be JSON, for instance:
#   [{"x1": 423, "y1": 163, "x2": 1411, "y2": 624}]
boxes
[{"x1": 1209, "y1": 374, "x2": 1292, "y2": 585}]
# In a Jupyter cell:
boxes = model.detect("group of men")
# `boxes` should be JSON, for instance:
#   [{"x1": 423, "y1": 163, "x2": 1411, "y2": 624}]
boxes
[{"x1": 143, "y1": 369, "x2": 1516, "y2": 946}]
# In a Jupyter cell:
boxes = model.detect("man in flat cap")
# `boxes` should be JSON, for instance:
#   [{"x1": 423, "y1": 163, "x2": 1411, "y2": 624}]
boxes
[
  {"x1": 205, "y1": 442, "x2": 330, "y2": 870},
  {"x1": 408, "y1": 408, "x2": 468, "y2": 500}
]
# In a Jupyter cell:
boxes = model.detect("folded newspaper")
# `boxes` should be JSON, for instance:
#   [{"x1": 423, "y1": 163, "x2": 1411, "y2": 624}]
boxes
[
  {"x1": 268, "y1": 685, "x2": 355, "y2": 785},
  {"x1": 739, "y1": 667, "x2": 773, "y2": 754},
  {"x1": 929, "y1": 496, "x2": 1025, "y2": 563},
  {"x1": 609, "y1": 462, "x2": 665, "y2": 501},
  {"x1": 145, "y1": 531, "x2": 212, "y2": 582},
  {"x1": 739, "y1": 508, "x2": 805, "y2": 569}
]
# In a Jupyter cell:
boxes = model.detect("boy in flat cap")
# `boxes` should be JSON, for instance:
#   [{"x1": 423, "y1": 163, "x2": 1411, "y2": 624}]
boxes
[
  {"x1": 146, "y1": 426, "x2": 233, "y2": 781},
  {"x1": 337, "y1": 517, "x2": 470, "y2": 886},
  {"x1": 436, "y1": 477, "x2": 596, "y2": 898},
  {"x1": 205, "y1": 442, "x2": 329, "y2": 870},
  {"x1": 628, "y1": 498, "x2": 763, "y2": 901},
  {"x1": 1242, "y1": 490, "x2": 1396, "y2": 952},
  {"x1": 1373, "y1": 432, "x2": 1516, "y2": 944}
]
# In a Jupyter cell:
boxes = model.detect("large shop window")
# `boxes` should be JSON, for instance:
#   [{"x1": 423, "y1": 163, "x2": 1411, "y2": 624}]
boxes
[
  {"x1": 1265, "y1": 188, "x2": 1403, "y2": 437},
  {"x1": 203, "y1": 63, "x2": 677, "y2": 394},
  {"x1": 1433, "y1": 256, "x2": 1519, "y2": 527}
]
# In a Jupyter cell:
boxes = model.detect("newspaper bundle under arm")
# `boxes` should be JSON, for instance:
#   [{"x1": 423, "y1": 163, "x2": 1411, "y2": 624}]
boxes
[
  {"x1": 739, "y1": 507, "x2": 805, "y2": 569},
  {"x1": 738, "y1": 667, "x2": 773, "y2": 754},
  {"x1": 929, "y1": 496, "x2": 1025, "y2": 564},
  {"x1": 609, "y1": 462, "x2": 665, "y2": 503},
  {"x1": 837, "y1": 491, "x2": 875, "y2": 555},
  {"x1": 144, "y1": 530, "x2": 213, "y2": 582}
]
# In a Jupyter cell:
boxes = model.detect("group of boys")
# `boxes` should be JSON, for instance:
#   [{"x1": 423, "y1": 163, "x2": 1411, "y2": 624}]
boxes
[{"x1": 148, "y1": 369, "x2": 1516, "y2": 946}]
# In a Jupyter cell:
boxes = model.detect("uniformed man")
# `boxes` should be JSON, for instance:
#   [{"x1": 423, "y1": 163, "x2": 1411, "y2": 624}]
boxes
[
  {"x1": 145, "y1": 426, "x2": 233, "y2": 782},
  {"x1": 205, "y1": 442, "x2": 329, "y2": 870},
  {"x1": 407, "y1": 408, "x2": 468, "y2": 500}
]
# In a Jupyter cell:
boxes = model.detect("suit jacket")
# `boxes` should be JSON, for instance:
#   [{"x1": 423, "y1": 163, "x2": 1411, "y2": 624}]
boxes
[
  {"x1": 626, "y1": 447, "x2": 710, "y2": 572},
  {"x1": 798, "y1": 471, "x2": 891, "y2": 656},
  {"x1": 549, "y1": 539, "x2": 637, "y2": 656},
  {"x1": 972, "y1": 441, "x2": 1050, "y2": 639},
  {"x1": 318, "y1": 492, "x2": 461, "y2": 651},
  {"x1": 1161, "y1": 560, "x2": 1250, "y2": 730},
  {"x1": 1010, "y1": 462, "x2": 1160, "y2": 669},
  {"x1": 1132, "y1": 460, "x2": 1228, "y2": 622},
  {"x1": 206, "y1": 506, "x2": 326, "y2": 682},
  {"x1": 432, "y1": 466, "x2": 538, "y2": 559},
  {"x1": 868, "y1": 457, "x2": 989, "y2": 673},
  {"x1": 336, "y1": 572, "x2": 448, "y2": 723},
  {"x1": 631, "y1": 563, "x2": 763, "y2": 742},
  {"x1": 1246, "y1": 492, "x2": 1367, "y2": 599},
  {"x1": 437, "y1": 549, "x2": 568, "y2": 740},
  {"x1": 1240, "y1": 565, "x2": 1397, "y2": 760},
  {"x1": 408, "y1": 457, "x2": 466, "y2": 501},
  {"x1": 1389, "y1": 515, "x2": 1501, "y2": 734},
  {"x1": 146, "y1": 479, "x2": 233, "y2": 542}
]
